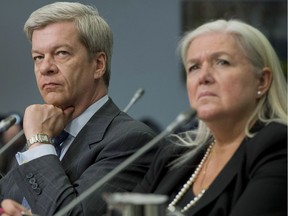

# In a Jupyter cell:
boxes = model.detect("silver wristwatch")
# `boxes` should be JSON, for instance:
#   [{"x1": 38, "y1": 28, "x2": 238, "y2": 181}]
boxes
[{"x1": 26, "y1": 134, "x2": 52, "y2": 149}]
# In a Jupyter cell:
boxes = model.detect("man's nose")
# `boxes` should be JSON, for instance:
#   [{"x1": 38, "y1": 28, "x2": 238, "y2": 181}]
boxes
[{"x1": 39, "y1": 56, "x2": 58, "y2": 75}]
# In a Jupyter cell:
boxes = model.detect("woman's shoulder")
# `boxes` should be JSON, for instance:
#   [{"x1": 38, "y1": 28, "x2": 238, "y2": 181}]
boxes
[
  {"x1": 149, "y1": 136, "x2": 193, "y2": 168},
  {"x1": 262, "y1": 121, "x2": 287, "y2": 132},
  {"x1": 249, "y1": 122, "x2": 287, "y2": 147},
  {"x1": 244, "y1": 122, "x2": 287, "y2": 170}
]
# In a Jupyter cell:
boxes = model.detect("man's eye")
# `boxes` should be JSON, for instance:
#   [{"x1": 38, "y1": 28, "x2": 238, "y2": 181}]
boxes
[
  {"x1": 57, "y1": 51, "x2": 69, "y2": 56},
  {"x1": 33, "y1": 56, "x2": 43, "y2": 62}
]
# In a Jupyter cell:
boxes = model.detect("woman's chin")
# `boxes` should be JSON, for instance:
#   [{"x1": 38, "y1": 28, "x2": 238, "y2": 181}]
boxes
[{"x1": 196, "y1": 108, "x2": 220, "y2": 122}]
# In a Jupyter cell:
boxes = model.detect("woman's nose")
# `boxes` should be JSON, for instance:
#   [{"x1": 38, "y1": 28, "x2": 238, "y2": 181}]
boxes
[{"x1": 198, "y1": 63, "x2": 214, "y2": 85}]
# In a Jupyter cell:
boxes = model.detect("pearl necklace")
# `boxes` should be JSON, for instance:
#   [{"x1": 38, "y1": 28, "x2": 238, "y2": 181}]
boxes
[{"x1": 167, "y1": 141, "x2": 215, "y2": 213}]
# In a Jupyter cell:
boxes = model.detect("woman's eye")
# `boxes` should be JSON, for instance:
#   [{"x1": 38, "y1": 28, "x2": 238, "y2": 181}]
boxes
[
  {"x1": 217, "y1": 59, "x2": 230, "y2": 65},
  {"x1": 187, "y1": 64, "x2": 199, "y2": 73}
]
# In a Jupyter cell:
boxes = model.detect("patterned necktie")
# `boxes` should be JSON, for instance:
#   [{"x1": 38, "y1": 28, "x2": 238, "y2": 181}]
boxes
[{"x1": 52, "y1": 130, "x2": 69, "y2": 157}]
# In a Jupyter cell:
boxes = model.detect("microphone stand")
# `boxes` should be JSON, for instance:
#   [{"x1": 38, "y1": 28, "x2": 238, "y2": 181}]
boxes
[
  {"x1": 0, "y1": 129, "x2": 25, "y2": 156},
  {"x1": 123, "y1": 88, "x2": 145, "y2": 112},
  {"x1": 54, "y1": 109, "x2": 196, "y2": 216}
]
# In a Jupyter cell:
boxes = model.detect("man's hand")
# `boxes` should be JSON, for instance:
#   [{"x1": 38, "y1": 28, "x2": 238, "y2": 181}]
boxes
[
  {"x1": 1, "y1": 199, "x2": 30, "y2": 216},
  {"x1": 23, "y1": 104, "x2": 74, "y2": 145}
]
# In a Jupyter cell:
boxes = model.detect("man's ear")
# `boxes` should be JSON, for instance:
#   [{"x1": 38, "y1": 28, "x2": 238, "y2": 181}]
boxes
[
  {"x1": 256, "y1": 67, "x2": 272, "y2": 98},
  {"x1": 93, "y1": 52, "x2": 106, "y2": 79}
]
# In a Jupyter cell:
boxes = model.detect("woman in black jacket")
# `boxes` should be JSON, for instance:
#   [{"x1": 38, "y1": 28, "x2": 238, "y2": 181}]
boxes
[{"x1": 134, "y1": 19, "x2": 287, "y2": 216}]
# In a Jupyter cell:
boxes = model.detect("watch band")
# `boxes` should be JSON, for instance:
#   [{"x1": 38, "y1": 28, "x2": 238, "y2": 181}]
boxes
[{"x1": 26, "y1": 134, "x2": 52, "y2": 149}]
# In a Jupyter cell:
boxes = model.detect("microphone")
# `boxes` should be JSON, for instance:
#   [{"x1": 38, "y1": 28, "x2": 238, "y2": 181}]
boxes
[
  {"x1": 0, "y1": 115, "x2": 17, "y2": 133},
  {"x1": 54, "y1": 109, "x2": 196, "y2": 216},
  {"x1": 123, "y1": 88, "x2": 145, "y2": 112},
  {"x1": 0, "y1": 129, "x2": 24, "y2": 156},
  {"x1": 0, "y1": 114, "x2": 24, "y2": 156}
]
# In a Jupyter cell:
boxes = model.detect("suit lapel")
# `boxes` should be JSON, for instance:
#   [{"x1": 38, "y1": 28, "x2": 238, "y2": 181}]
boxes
[{"x1": 61, "y1": 98, "x2": 120, "y2": 172}]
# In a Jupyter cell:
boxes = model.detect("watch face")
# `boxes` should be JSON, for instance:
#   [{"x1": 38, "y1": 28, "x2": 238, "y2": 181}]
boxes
[{"x1": 39, "y1": 134, "x2": 49, "y2": 142}]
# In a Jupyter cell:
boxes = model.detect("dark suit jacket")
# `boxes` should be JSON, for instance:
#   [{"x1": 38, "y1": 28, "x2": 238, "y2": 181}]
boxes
[
  {"x1": 0, "y1": 98, "x2": 158, "y2": 216},
  {"x1": 134, "y1": 122, "x2": 287, "y2": 216}
]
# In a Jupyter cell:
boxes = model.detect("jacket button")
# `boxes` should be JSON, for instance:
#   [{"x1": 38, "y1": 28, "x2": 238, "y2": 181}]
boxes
[
  {"x1": 34, "y1": 188, "x2": 42, "y2": 195},
  {"x1": 29, "y1": 178, "x2": 36, "y2": 184},
  {"x1": 26, "y1": 173, "x2": 33, "y2": 179},
  {"x1": 31, "y1": 183, "x2": 38, "y2": 190}
]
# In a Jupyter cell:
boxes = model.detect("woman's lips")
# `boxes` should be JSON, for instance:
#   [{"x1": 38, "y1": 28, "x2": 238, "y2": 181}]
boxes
[{"x1": 197, "y1": 91, "x2": 216, "y2": 100}]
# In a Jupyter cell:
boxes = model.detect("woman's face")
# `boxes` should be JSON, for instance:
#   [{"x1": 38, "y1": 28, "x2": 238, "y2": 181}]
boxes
[{"x1": 185, "y1": 33, "x2": 261, "y2": 123}]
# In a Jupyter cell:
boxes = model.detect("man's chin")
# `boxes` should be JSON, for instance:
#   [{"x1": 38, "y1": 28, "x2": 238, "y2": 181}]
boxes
[{"x1": 45, "y1": 100, "x2": 65, "y2": 109}]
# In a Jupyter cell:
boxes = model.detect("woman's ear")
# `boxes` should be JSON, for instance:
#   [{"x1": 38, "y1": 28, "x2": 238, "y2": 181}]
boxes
[
  {"x1": 256, "y1": 67, "x2": 272, "y2": 98},
  {"x1": 93, "y1": 52, "x2": 106, "y2": 79}
]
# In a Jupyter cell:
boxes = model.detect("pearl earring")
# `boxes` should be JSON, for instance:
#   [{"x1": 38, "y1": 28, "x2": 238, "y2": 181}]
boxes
[{"x1": 257, "y1": 91, "x2": 261, "y2": 95}]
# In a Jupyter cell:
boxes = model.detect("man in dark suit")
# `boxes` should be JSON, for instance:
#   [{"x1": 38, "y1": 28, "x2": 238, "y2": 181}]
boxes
[{"x1": 0, "y1": 2, "x2": 157, "y2": 215}]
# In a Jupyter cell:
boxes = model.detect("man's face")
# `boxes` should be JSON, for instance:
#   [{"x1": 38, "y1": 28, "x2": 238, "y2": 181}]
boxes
[{"x1": 31, "y1": 21, "x2": 101, "y2": 110}]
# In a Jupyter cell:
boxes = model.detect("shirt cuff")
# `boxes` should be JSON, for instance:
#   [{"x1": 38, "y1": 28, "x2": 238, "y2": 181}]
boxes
[{"x1": 16, "y1": 144, "x2": 57, "y2": 165}]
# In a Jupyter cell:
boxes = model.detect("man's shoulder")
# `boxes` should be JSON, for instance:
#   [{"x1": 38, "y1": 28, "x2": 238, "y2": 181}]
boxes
[{"x1": 110, "y1": 112, "x2": 157, "y2": 138}]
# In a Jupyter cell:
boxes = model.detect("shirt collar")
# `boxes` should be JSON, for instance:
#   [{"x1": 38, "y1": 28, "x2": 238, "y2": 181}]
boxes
[{"x1": 64, "y1": 95, "x2": 109, "y2": 137}]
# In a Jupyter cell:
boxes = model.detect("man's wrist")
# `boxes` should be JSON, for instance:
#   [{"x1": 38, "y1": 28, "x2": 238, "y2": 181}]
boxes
[{"x1": 26, "y1": 134, "x2": 52, "y2": 150}]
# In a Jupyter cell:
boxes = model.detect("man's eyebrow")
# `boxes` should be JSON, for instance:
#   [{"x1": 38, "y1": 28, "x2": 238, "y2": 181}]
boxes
[{"x1": 32, "y1": 44, "x2": 72, "y2": 53}]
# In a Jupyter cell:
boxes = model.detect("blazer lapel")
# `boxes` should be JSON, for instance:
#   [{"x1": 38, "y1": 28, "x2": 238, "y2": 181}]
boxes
[
  {"x1": 189, "y1": 141, "x2": 245, "y2": 214},
  {"x1": 155, "y1": 147, "x2": 205, "y2": 196},
  {"x1": 157, "y1": 140, "x2": 245, "y2": 214}
]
